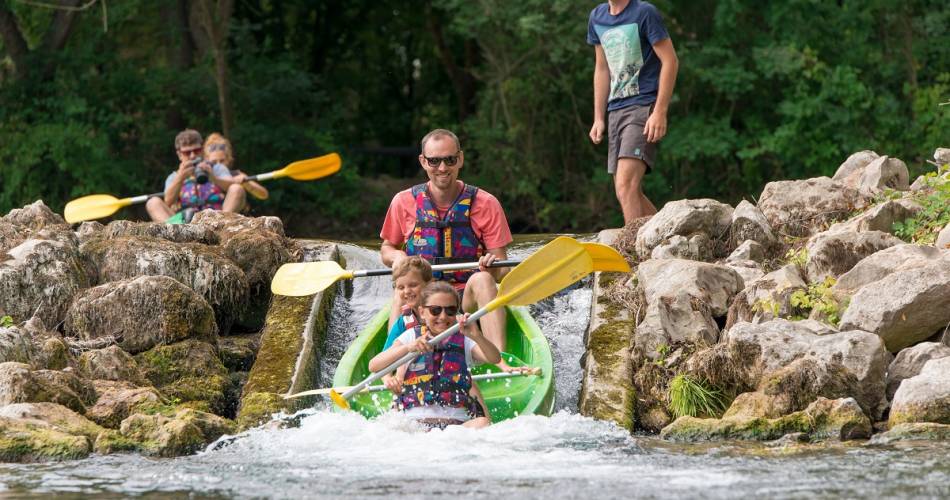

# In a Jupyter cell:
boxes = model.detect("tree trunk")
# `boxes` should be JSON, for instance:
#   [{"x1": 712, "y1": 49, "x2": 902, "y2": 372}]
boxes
[
  {"x1": 42, "y1": 0, "x2": 82, "y2": 52},
  {"x1": 196, "y1": 0, "x2": 234, "y2": 136},
  {"x1": 0, "y1": 1, "x2": 30, "y2": 77},
  {"x1": 423, "y1": 3, "x2": 476, "y2": 122},
  {"x1": 163, "y1": 0, "x2": 196, "y2": 131}
]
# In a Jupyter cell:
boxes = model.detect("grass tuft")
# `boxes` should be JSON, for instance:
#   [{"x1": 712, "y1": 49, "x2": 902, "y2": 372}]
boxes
[{"x1": 668, "y1": 374, "x2": 728, "y2": 419}]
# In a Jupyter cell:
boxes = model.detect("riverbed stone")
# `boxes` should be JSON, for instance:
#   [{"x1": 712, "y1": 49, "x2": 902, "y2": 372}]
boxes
[
  {"x1": 688, "y1": 320, "x2": 888, "y2": 419},
  {"x1": 722, "y1": 260, "x2": 765, "y2": 288},
  {"x1": 831, "y1": 244, "x2": 945, "y2": 300},
  {"x1": 636, "y1": 293, "x2": 719, "y2": 360},
  {"x1": 81, "y1": 235, "x2": 249, "y2": 334},
  {"x1": 217, "y1": 333, "x2": 261, "y2": 372},
  {"x1": 833, "y1": 150, "x2": 880, "y2": 187},
  {"x1": 135, "y1": 340, "x2": 229, "y2": 415},
  {"x1": 889, "y1": 357, "x2": 950, "y2": 426},
  {"x1": 886, "y1": 343, "x2": 950, "y2": 401},
  {"x1": 0, "y1": 402, "x2": 105, "y2": 441},
  {"x1": 635, "y1": 199, "x2": 733, "y2": 261},
  {"x1": 649, "y1": 233, "x2": 714, "y2": 261},
  {"x1": 726, "y1": 265, "x2": 807, "y2": 328},
  {"x1": 757, "y1": 177, "x2": 865, "y2": 237},
  {"x1": 872, "y1": 422, "x2": 950, "y2": 444},
  {"x1": 0, "y1": 416, "x2": 91, "y2": 462},
  {"x1": 86, "y1": 380, "x2": 162, "y2": 429},
  {"x1": 730, "y1": 200, "x2": 776, "y2": 250},
  {"x1": 0, "y1": 363, "x2": 96, "y2": 413},
  {"x1": 838, "y1": 261, "x2": 950, "y2": 352},
  {"x1": 579, "y1": 233, "x2": 636, "y2": 431},
  {"x1": 0, "y1": 220, "x2": 30, "y2": 255},
  {"x1": 118, "y1": 412, "x2": 206, "y2": 457},
  {"x1": 78, "y1": 346, "x2": 143, "y2": 383},
  {"x1": 65, "y1": 275, "x2": 218, "y2": 354},
  {"x1": 804, "y1": 229, "x2": 903, "y2": 283},
  {"x1": 102, "y1": 220, "x2": 220, "y2": 245},
  {"x1": 660, "y1": 397, "x2": 871, "y2": 442}
]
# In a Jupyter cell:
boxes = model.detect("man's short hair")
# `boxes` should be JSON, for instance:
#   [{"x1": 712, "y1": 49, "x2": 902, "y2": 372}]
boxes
[
  {"x1": 420, "y1": 129, "x2": 461, "y2": 153},
  {"x1": 175, "y1": 129, "x2": 203, "y2": 150}
]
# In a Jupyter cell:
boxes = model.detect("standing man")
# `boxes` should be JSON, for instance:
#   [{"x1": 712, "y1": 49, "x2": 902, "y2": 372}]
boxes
[
  {"x1": 380, "y1": 129, "x2": 514, "y2": 365},
  {"x1": 588, "y1": 0, "x2": 678, "y2": 223}
]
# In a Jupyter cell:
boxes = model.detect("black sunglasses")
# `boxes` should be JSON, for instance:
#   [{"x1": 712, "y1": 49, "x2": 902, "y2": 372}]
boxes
[
  {"x1": 423, "y1": 305, "x2": 459, "y2": 317},
  {"x1": 423, "y1": 152, "x2": 461, "y2": 168}
]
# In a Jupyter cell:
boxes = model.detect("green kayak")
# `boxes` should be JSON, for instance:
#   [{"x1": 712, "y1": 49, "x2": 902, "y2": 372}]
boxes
[{"x1": 332, "y1": 304, "x2": 555, "y2": 422}]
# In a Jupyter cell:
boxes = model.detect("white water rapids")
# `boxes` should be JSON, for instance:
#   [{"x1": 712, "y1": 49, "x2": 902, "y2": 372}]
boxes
[{"x1": 1, "y1": 241, "x2": 949, "y2": 498}]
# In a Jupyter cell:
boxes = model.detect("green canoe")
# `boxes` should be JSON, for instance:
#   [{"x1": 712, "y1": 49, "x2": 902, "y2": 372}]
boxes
[{"x1": 332, "y1": 304, "x2": 555, "y2": 422}]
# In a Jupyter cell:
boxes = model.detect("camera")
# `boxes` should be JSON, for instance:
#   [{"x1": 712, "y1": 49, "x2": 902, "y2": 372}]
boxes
[{"x1": 191, "y1": 157, "x2": 209, "y2": 184}]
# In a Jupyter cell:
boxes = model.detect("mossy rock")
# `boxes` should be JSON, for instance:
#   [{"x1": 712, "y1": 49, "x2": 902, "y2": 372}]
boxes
[
  {"x1": 135, "y1": 340, "x2": 230, "y2": 416},
  {"x1": 93, "y1": 429, "x2": 140, "y2": 454},
  {"x1": 236, "y1": 391, "x2": 287, "y2": 431},
  {"x1": 160, "y1": 375, "x2": 229, "y2": 415},
  {"x1": 0, "y1": 417, "x2": 91, "y2": 462},
  {"x1": 119, "y1": 413, "x2": 206, "y2": 457}
]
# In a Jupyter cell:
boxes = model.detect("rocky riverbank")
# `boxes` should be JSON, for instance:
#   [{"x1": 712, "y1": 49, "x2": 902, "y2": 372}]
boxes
[
  {"x1": 0, "y1": 206, "x2": 338, "y2": 460},
  {"x1": 580, "y1": 148, "x2": 950, "y2": 444}
]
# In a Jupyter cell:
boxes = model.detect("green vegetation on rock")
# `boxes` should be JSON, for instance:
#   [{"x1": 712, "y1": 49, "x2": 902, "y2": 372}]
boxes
[
  {"x1": 893, "y1": 163, "x2": 950, "y2": 244},
  {"x1": 668, "y1": 374, "x2": 728, "y2": 419},
  {"x1": 0, "y1": 316, "x2": 13, "y2": 327},
  {"x1": 790, "y1": 277, "x2": 843, "y2": 326}
]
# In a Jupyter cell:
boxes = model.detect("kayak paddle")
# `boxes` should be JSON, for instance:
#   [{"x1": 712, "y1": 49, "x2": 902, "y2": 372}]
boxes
[
  {"x1": 329, "y1": 236, "x2": 629, "y2": 410},
  {"x1": 270, "y1": 241, "x2": 629, "y2": 297},
  {"x1": 63, "y1": 152, "x2": 342, "y2": 223},
  {"x1": 283, "y1": 367, "x2": 541, "y2": 399}
]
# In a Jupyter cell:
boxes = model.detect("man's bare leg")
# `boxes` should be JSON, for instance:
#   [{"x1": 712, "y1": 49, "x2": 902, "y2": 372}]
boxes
[
  {"x1": 614, "y1": 157, "x2": 657, "y2": 223},
  {"x1": 462, "y1": 272, "x2": 506, "y2": 355},
  {"x1": 145, "y1": 197, "x2": 174, "y2": 222},
  {"x1": 222, "y1": 184, "x2": 247, "y2": 213}
]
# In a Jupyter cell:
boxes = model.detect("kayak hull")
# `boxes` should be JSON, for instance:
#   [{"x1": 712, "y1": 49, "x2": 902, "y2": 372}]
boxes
[{"x1": 332, "y1": 304, "x2": 555, "y2": 421}]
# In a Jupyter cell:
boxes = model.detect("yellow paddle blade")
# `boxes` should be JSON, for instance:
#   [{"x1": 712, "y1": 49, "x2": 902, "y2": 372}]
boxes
[
  {"x1": 270, "y1": 260, "x2": 353, "y2": 297},
  {"x1": 271, "y1": 153, "x2": 342, "y2": 181},
  {"x1": 64, "y1": 194, "x2": 132, "y2": 223},
  {"x1": 329, "y1": 390, "x2": 350, "y2": 410},
  {"x1": 495, "y1": 236, "x2": 594, "y2": 307},
  {"x1": 583, "y1": 242, "x2": 631, "y2": 273}
]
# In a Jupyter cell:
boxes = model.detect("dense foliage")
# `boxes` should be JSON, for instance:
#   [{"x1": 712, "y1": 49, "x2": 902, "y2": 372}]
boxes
[{"x1": 1, "y1": 0, "x2": 947, "y2": 236}]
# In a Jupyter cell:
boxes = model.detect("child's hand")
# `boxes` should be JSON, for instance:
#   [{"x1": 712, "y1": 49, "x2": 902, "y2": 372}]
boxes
[
  {"x1": 383, "y1": 374, "x2": 403, "y2": 394},
  {"x1": 457, "y1": 313, "x2": 481, "y2": 339},
  {"x1": 408, "y1": 336, "x2": 433, "y2": 354}
]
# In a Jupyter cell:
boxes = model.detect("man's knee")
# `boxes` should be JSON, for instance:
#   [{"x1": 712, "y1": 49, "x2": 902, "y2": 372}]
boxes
[
  {"x1": 145, "y1": 197, "x2": 169, "y2": 221},
  {"x1": 466, "y1": 272, "x2": 497, "y2": 294},
  {"x1": 226, "y1": 183, "x2": 246, "y2": 199}
]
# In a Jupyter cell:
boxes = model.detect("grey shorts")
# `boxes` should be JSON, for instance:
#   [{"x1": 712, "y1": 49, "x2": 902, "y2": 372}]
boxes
[{"x1": 607, "y1": 104, "x2": 657, "y2": 174}]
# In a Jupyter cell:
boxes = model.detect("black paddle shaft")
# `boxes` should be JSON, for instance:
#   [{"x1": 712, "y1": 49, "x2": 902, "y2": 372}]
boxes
[{"x1": 358, "y1": 259, "x2": 521, "y2": 278}]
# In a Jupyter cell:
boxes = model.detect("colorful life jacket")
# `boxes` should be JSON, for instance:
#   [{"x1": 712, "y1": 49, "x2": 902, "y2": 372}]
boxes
[
  {"x1": 397, "y1": 325, "x2": 472, "y2": 412},
  {"x1": 401, "y1": 304, "x2": 419, "y2": 331},
  {"x1": 179, "y1": 178, "x2": 225, "y2": 212},
  {"x1": 405, "y1": 183, "x2": 484, "y2": 283}
]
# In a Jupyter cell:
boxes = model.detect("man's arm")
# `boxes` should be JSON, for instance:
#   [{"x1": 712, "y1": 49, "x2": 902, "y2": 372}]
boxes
[
  {"x1": 644, "y1": 38, "x2": 678, "y2": 143},
  {"x1": 380, "y1": 240, "x2": 407, "y2": 268},
  {"x1": 589, "y1": 45, "x2": 610, "y2": 144},
  {"x1": 480, "y1": 247, "x2": 509, "y2": 281}
]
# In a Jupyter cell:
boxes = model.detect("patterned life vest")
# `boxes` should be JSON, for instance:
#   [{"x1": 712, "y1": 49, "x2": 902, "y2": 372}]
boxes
[
  {"x1": 405, "y1": 183, "x2": 484, "y2": 283},
  {"x1": 401, "y1": 304, "x2": 419, "y2": 331},
  {"x1": 397, "y1": 325, "x2": 472, "y2": 412},
  {"x1": 179, "y1": 177, "x2": 225, "y2": 212}
]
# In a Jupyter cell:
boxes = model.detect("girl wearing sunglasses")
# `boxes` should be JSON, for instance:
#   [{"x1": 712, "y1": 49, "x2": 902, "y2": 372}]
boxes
[{"x1": 368, "y1": 281, "x2": 500, "y2": 429}]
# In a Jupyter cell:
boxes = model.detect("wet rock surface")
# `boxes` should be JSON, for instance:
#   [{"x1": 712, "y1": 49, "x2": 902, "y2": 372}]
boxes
[{"x1": 889, "y1": 357, "x2": 950, "y2": 426}]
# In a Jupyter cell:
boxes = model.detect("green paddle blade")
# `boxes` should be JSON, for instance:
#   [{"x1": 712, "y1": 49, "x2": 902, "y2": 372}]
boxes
[
  {"x1": 64, "y1": 194, "x2": 131, "y2": 223},
  {"x1": 272, "y1": 153, "x2": 341, "y2": 181},
  {"x1": 270, "y1": 260, "x2": 352, "y2": 296}
]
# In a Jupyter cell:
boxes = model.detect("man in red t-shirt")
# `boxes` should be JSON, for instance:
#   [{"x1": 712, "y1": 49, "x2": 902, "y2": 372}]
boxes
[{"x1": 381, "y1": 129, "x2": 514, "y2": 364}]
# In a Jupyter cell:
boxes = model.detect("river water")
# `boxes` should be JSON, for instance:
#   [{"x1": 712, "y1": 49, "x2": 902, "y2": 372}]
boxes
[{"x1": 1, "y1": 241, "x2": 949, "y2": 499}]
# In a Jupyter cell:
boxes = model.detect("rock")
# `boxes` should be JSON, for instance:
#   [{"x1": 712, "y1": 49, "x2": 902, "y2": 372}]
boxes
[
  {"x1": 857, "y1": 156, "x2": 910, "y2": 195},
  {"x1": 886, "y1": 343, "x2": 950, "y2": 400},
  {"x1": 217, "y1": 333, "x2": 260, "y2": 372},
  {"x1": 102, "y1": 220, "x2": 219, "y2": 245},
  {"x1": 757, "y1": 177, "x2": 865, "y2": 237},
  {"x1": 839, "y1": 261, "x2": 950, "y2": 352},
  {"x1": 119, "y1": 412, "x2": 206, "y2": 457},
  {"x1": 649, "y1": 233, "x2": 713, "y2": 261},
  {"x1": 37, "y1": 337, "x2": 71, "y2": 370},
  {"x1": 0, "y1": 363, "x2": 96, "y2": 413},
  {"x1": 0, "y1": 220, "x2": 30, "y2": 255},
  {"x1": 726, "y1": 265, "x2": 806, "y2": 328},
  {"x1": 1, "y1": 236, "x2": 90, "y2": 328},
  {"x1": 722, "y1": 260, "x2": 765, "y2": 288},
  {"x1": 0, "y1": 416, "x2": 91, "y2": 461},
  {"x1": 93, "y1": 429, "x2": 140, "y2": 454},
  {"x1": 86, "y1": 380, "x2": 162, "y2": 428},
  {"x1": 889, "y1": 357, "x2": 950, "y2": 426},
  {"x1": 730, "y1": 200, "x2": 776, "y2": 249},
  {"x1": 688, "y1": 320, "x2": 888, "y2": 419},
  {"x1": 938, "y1": 223, "x2": 950, "y2": 250},
  {"x1": 81, "y1": 236, "x2": 248, "y2": 334},
  {"x1": 135, "y1": 340, "x2": 229, "y2": 415},
  {"x1": 65, "y1": 275, "x2": 218, "y2": 354},
  {"x1": 1, "y1": 201, "x2": 69, "y2": 231},
  {"x1": 78, "y1": 346, "x2": 143, "y2": 382},
  {"x1": 191, "y1": 211, "x2": 287, "y2": 244},
  {"x1": 727, "y1": 240, "x2": 765, "y2": 263},
  {"x1": 833, "y1": 150, "x2": 880, "y2": 187},
  {"x1": 638, "y1": 259, "x2": 743, "y2": 317},
  {"x1": 636, "y1": 293, "x2": 719, "y2": 360},
  {"x1": 660, "y1": 397, "x2": 871, "y2": 442},
  {"x1": 0, "y1": 402, "x2": 104, "y2": 441},
  {"x1": 74, "y1": 221, "x2": 104, "y2": 244},
  {"x1": 935, "y1": 148, "x2": 950, "y2": 166},
  {"x1": 174, "y1": 408, "x2": 236, "y2": 442},
  {"x1": 828, "y1": 199, "x2": 922, "y2": 235},
  {"x1": 872, "y1": 422, "x2": 950, "y2": 444},
  {"x1": 0, "y1": 325, "x2": 37, "y2": 365},
  {"x1": 831, "y1": 244, "x2": 945, "y2": 300},
  {"x1": 221, "y1": 229, "x2": 293, "y2": 331},
  {"x1": 635, "y1": 199, "x2": 733, "y2": 261},
  {"x1": 804, "y1": 230, "x2": 903, "y2": 282}
]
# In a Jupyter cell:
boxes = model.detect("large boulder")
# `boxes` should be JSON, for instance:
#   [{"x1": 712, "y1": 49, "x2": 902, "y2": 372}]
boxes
[
  {"x1": 839, "y1": 261, "x2": 950, "y2": 352},
  {"x1": 0, "y1": 416, "x2": 91, "y2": 461},
  {"x1": 102, "y1": 220, "x2": 219, "y2": 245},
  {"x1": 1, "y1": 235, "x2": 90, "y2": 328},
  {"x1": 77, "y1": 346, "x2": 144, "y2": 382},
  {"x1": 0, "y1": 363, "x2": 96, "y2": 413},
  {"x1": 688, "y1": 319, "x2": 888, "y2": 419},
  {"x1": 118, "y1": 412, "x2": 206, "y2": 457},
  {"x1": 938, "y1": 223, "x2": 950, "y2": 250},
  {"x1": 889, "y1": 357, "x2": 950, "y2": 426},
  {"x1": 886, "y1": 343, "x2": 950, "y2": 401},
  {"x1": 827, "y1": 199, "x2": 922, "y2": 235},
  {"x1": 726, "y1": 264, "x2": 806, "y2": 329},
  {"x1": 803, "y1": 229, "x2": 903, "y2": 282},
  {"x1": 0, "y1": 317, "x2": 72, "y2": 370},
  {"x1": 833, "y1": 150, "x2": 880, "y2": 186},
  {"x1": 0, "y1": 402, "x2": 104, "y2": 442},
  {"x1": 81, "y1": 236, "x2": 248, "y2": 334},
  {"x1": 65, "y1": 275, "x2": 218, "y2": 354},
  {"x1": 832, "y1": 244, "x2": 945, "y2": 300},
  {"x1": 757, "y1": 177, "x2": 865, "y2": 237},
  {"x1": 0, "y1": 220, "x2": 30, "y2": 255},
  {"x1": 0, "y1": 324, "x2": 38, "y2": 365},
  {"x1": 191, "y1": 210, "x2": 287, "y2": 244},
  {"x1": 635, "y1": 199, "x2": 733, "y2": 261},
  {"x1": 855, "y1": 156, "x2": 910, "y2": 195},
  {"x1": 86, "y1": 380, "x2": 162, "y2": 428},
  {"x1": 135, "y1": 340, "x2": 229, "y2": 415},
  {"x1": 660, "y1": 396, "x2": 871, "y2": 442},
  {"x1": 221, "y1": 229, "x2": 293, "y2": 331},
  {"x1": 730, "y1": 200, "x2": 776, "y2": 249},
  {"x1": 1, "y1": 201, "x2": 69, "y2": 231}
]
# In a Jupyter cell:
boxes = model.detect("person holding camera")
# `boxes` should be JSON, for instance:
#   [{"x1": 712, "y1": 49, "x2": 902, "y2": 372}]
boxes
[{"x1": 145, "y1": 129, "x2": 246, "y2": 223}]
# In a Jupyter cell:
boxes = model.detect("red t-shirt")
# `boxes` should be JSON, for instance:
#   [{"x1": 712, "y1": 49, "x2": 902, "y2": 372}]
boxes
[{"x1": 380, "y1": 181, "x2": 513, "y2": 250}]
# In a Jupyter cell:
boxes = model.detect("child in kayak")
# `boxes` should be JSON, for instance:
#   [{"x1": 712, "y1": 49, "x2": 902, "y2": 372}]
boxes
[
  {"x1": 369, "y1": 281, "x2": 500, "y2": 429},
  {"x1": 383, "y1": 256, "x2": 433, "y2": 350}
]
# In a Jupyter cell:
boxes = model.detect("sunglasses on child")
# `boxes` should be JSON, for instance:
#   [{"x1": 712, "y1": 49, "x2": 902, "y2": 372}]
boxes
[
  {"x1": 422, "y1": 152, "x2": 461, "y2": 168},
  {"x1": 423, "y1": 305, "x2": 459, "y2": 317}
]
